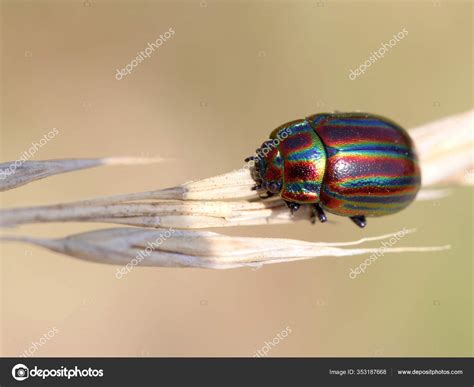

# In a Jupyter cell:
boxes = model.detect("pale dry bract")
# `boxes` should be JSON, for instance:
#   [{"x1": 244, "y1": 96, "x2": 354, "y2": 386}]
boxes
[
  {"x1": 0, "y1": 229, "x2": 450, "y2": 269},
  {"x1": 0, "y1": 157, "x2": 169, "y2": 192},
  {"x1": 0, "y1": 110, "x2": 472, "y2": 267},
  {"x1": 0, "y1": 188, "x2": 457, "y2": 229}
]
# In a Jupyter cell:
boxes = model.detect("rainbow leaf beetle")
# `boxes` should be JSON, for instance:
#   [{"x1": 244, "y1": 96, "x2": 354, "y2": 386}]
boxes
[{"x1": 245, "y1": 112, "x2": 421, "y2": 228}]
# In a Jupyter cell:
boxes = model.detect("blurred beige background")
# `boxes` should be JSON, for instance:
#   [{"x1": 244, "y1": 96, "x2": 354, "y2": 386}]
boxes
[{"x1": 0, "y1": 0, "x2": 472, "y2": 357}]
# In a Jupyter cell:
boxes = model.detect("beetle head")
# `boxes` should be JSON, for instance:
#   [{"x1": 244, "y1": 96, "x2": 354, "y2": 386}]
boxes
[{"x1": 252, "y1": 140, "x2": 283, "y2": 194}]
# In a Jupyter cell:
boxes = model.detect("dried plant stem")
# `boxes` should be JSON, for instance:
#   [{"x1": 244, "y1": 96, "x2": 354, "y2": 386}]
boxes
[{"x1": 1, "y1": 112, "x2": 466, "y2": 267}]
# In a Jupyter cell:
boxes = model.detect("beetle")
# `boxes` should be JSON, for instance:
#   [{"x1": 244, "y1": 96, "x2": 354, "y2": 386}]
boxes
[{"x1": 245, "y1": 112, "x2": 421, "y2": 228}]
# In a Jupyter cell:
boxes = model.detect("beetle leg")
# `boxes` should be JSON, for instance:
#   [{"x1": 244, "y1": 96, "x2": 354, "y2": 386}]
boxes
[
  {"x1": 311, "y1": 203, "x2": 327, "y2": 224},
  {"x1": 259, "y1": 192, "x2": 275, "y2": 199},
  {"x1": 253, "y1": 181, "x2": 274, "y2": 199},
  {"x1": 350, "y1": 215, "x2": 367, "y2": 228},
  {"x1": 266, "y1": 181, "x2": 282, "y2": 194},
  {"x1": 285, "y1": 201, "x2": 301, "y2": 215}
]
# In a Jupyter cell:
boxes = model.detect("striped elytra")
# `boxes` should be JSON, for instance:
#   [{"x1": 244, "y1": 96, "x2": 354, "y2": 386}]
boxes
[{"x1": 249, "y1": 112, "x2": 421, "y2": 227}]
